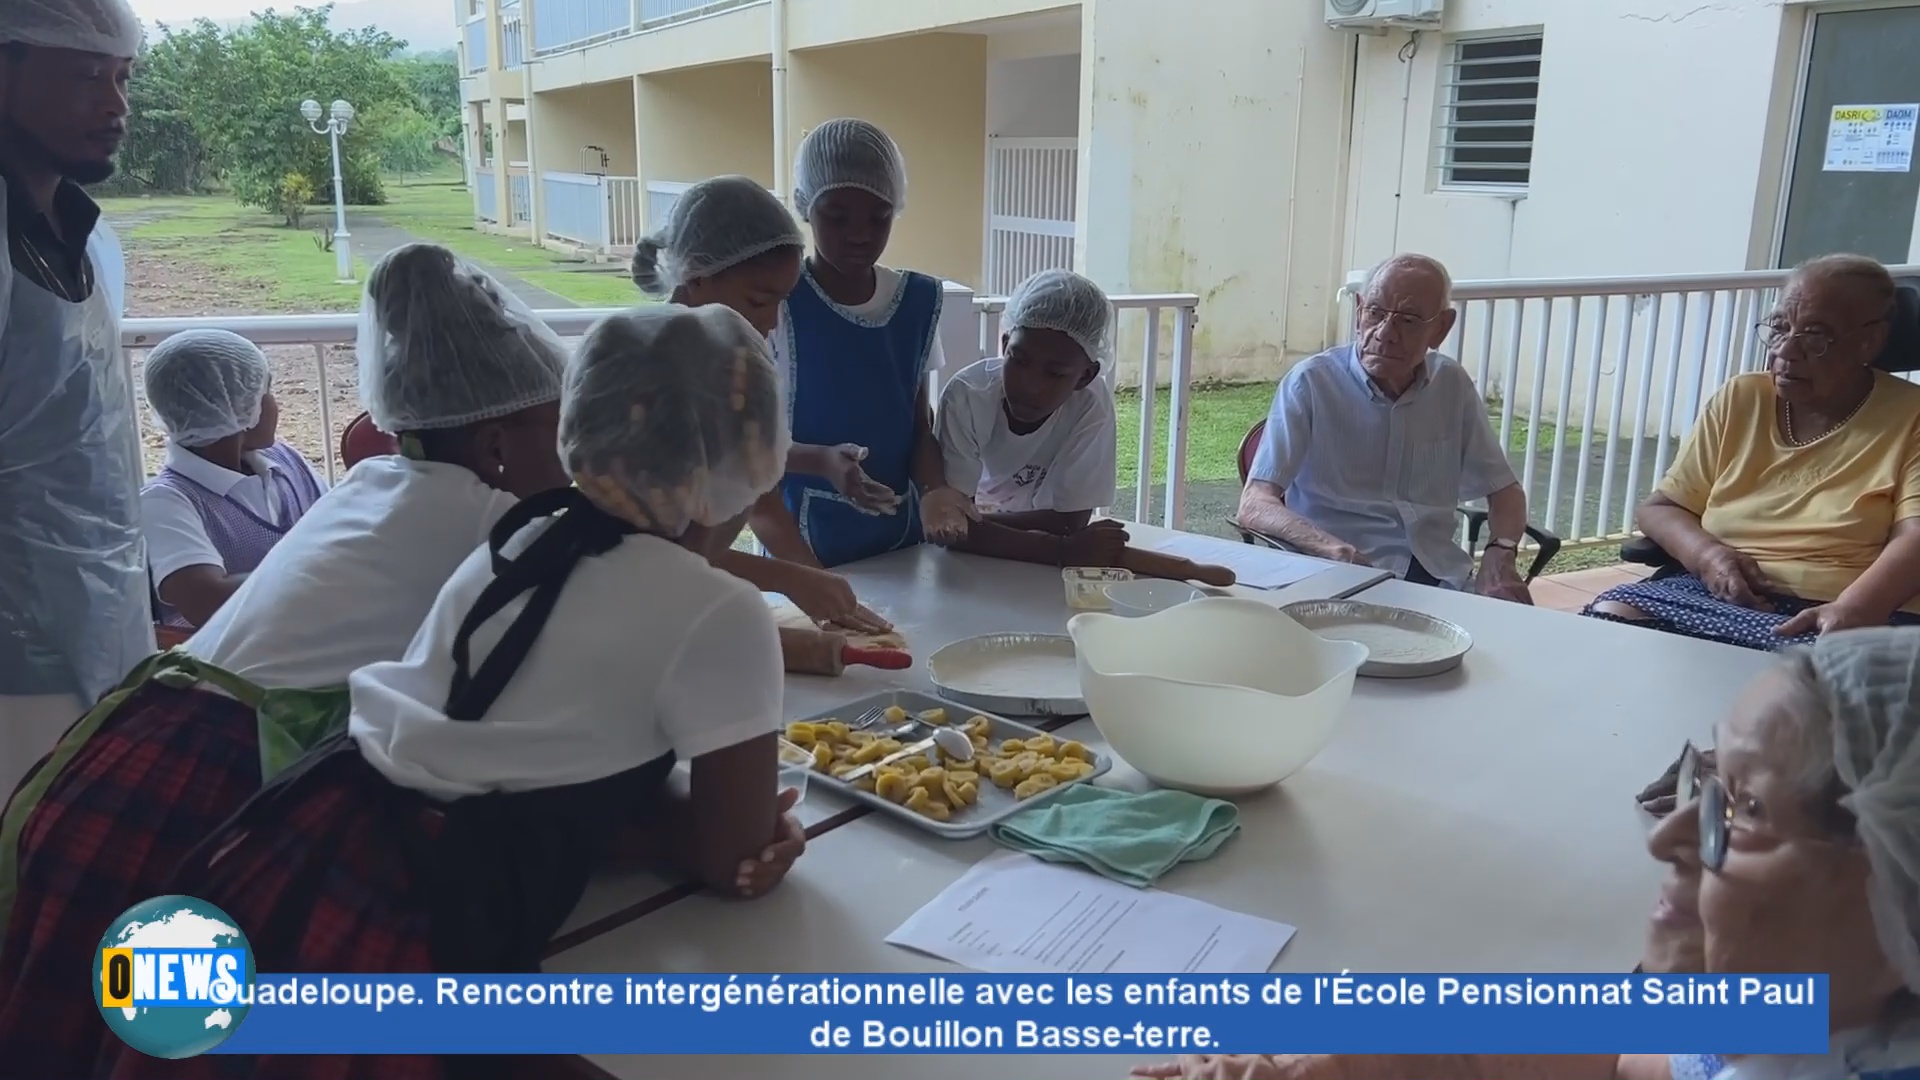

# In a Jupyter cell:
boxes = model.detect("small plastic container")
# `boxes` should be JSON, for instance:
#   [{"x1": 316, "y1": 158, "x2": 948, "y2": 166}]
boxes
[
  {"x1": 1062, "y1": 566, "x2": 1134, "y2": 610},
  {"x1": 777, "y1": 738, "x2": 812, "y2": 805}
]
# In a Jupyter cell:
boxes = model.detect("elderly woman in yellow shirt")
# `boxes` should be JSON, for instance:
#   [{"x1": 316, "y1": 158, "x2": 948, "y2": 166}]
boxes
[{"x1": 1582, "y1": 254, "x2": 1920, "y2": 651}]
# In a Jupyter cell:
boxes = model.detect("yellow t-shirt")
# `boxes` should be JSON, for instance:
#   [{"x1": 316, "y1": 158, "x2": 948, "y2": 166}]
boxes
[{"x1": 1657, "y1": 371, "x2": 1920, "y2": 609}]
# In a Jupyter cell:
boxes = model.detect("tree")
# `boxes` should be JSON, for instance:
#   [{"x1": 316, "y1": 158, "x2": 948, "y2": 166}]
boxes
[
  {"x1": 372, "y1": 104, "x2": 442, "y2": 181},
  {"x1": 110, "y1": 32, "x2": 216, "y2": 193},
  {"x1": 392, "y1": 55, "x2": 462, "y2": 140}
]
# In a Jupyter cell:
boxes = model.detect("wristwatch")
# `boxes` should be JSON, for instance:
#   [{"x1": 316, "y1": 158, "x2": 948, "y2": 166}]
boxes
[{"x1": 1485, "y1": 538, "x2": 1520, "y2": 553}]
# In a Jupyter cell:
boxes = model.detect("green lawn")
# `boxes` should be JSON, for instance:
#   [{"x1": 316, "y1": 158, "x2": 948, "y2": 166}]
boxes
[
  {"x1": 99, "y1": 195, "x2": 367, "y2": 312},
  {"x1": 379, "y1": 172, "x2": 643, "y2": 307}
]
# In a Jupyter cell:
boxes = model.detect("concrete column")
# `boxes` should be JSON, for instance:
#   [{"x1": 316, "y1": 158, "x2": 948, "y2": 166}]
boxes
[{"x1": 490, "y1": 96, "x2": 512, "y2": 227}]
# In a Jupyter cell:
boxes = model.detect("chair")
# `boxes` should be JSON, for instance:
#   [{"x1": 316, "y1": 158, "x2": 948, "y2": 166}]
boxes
[
  {"x1": 1229, "y1": 419, "x2": 1563, "y2": 583},
  {"x1": 339, "y1": 411, "x2": 399, "y2": 469},
  {"x1": 1621, "y1": 279, "x2": 1920, "y2": 571}
]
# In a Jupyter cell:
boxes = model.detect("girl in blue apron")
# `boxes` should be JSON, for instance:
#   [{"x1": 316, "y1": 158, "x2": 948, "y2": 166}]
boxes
[
  {"x1": 755, "y1": 119, "x2": 975, "y2": 569},
  {"x1": 99, "y1": 304, "x2": 805, "y2": 1080},
  {"x1": 631, "y1": 173, "x2": 891, "y2": 633},
  {"x1": 0, "y1": 244, "x2": 577, "y2": 1075}
]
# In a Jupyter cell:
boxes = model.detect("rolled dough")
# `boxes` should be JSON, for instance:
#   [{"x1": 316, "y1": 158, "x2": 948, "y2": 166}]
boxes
[{"x1": 767, "y1": 600, "x2": 908, "y2": 652}]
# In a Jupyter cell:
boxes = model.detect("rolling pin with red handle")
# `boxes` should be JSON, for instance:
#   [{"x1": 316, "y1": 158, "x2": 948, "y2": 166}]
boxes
[{"x1": 779, "y1": 625, "x2": 913, "y2": 676}]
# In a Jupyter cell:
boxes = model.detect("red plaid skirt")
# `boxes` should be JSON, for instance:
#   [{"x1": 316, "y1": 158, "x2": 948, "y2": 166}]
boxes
[
  {"x1": 96, "y1": 744, "x2": 447, "y2": 1080},
  {"x1": 0, "y1": 682, "x2": 262, "y2": 1076}
]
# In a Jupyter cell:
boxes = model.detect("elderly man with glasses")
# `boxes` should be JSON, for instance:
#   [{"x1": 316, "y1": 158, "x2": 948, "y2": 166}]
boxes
[{"x1": 1236, "y1": 253, "x2": 1534, "y2": 604}]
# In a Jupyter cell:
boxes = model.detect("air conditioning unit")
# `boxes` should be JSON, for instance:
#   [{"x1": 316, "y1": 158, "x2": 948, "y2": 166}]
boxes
[{"x1": 1325, "y1": 0, "x2": 1445, "y2": 30}]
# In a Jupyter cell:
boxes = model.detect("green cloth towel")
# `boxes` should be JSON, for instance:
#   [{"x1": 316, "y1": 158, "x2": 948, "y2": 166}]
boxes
[{"x1": 988, "y1": 785, "x2": 1240, "y2": 888}]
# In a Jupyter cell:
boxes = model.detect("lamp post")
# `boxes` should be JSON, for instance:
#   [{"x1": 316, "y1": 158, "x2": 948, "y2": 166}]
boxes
[{"x1": 301, "y1": 97, "x2": 356, "y2": 283}]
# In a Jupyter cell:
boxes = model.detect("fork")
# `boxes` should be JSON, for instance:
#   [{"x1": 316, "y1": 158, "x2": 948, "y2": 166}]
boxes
[{"x1": 847, "y1": 706, "x2": 892, "y2": 731}]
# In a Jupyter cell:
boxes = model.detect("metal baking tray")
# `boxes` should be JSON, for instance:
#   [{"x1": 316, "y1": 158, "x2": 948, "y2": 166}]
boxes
[
  {"x1": 927, "y1": 632, "x2": 1086, "y2": 716},
  {"x1": 788, "y1": 689, "x2": 1112, "y2": 840},
  {"x1": 1281, "y1": 599, "x2": 1474, "y2": 679}
]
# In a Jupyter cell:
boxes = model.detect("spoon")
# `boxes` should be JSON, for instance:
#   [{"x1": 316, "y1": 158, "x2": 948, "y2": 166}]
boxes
[{"x1": 843, "y1": 726, "x2": 974, "y2": 783}]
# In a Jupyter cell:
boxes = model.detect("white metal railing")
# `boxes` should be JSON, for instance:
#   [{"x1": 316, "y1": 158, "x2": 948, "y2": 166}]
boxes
[
  {"x1": 508, "y1": 169, "x2": 533, "y2": 226},
  {"x1": 532, "y1": 0, "x2": 631, "y2": 55},
  {"x1": 473, "y1": 169, "x2": 499, "y2": 223},
  {"x1": 983, "y1": 136, "x2": 1077, "y2": 296},
  {"x1": 463, "y1": 15, "x2": 488, "y2": 73},
  {"x1": 542, "y1": 172, "x2": 641, "y2": 251},
  {"x1": 118, "y1": 289, "x2": 1202, "y2": 528},
  {"x1": 1340, "y1": 264, "x2": 1920, "y2": 548},
  {"x1": 501, "y1": 4, "x2": 526, "y2": 69}
]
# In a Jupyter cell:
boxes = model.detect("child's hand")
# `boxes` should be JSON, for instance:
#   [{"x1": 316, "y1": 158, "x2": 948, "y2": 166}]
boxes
[
  {"x1": 783, "y1": 564, "x2": 890, "y2": 634},
  {"x1": 1062, "y1": 519, "x2": 1130, "y2": 567},
  {"x1": 735, "y1": 788, "x2": 806, "y2": 898},
  {"x1": 822, "y1": 444, "x2": 901, "y2": 516},
  {"x1": 920, "y1": 486, "x2": 979, "y2": 544}
]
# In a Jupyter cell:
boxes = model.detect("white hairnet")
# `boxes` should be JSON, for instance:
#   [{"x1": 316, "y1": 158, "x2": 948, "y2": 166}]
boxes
[
  {"x1": 1004, "y1": 269, "x2": 1114, "y2": 366},
  {"x1": 631, "y1": 176, "x2": 803, "y2": 297},
  {"x1": 564, "y1": 305, "x2": 789, "y2": 537},
  {"x1": 792, "y1": 118, "x2": 907, "y2": 220},
  {"x1": 1807, "y1": 628, "x2": 1920, "y2": 992},
  {"x1": 0, "y1": 0, "x2": 142, "y2": 57},
  {"x1": 357, "y1": 243, "x2": 566, "y2": 433},
  {"x1": 142, "y1": 328, "x2": 270, "y2": 446}
]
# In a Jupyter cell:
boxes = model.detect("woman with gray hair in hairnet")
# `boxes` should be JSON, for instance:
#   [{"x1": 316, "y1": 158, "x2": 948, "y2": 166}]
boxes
[
  {"x1": 1136, "y1": 626, "x2": 1920, "y2": 1080},
  {"x1": 932, "y1": 270, "x2": 1234, "y2": 585},
  {"x1": 140, "y1": 328, "x2": 329, "y2": 630},
  {"x1": 93, "y1": 304, "x2": 806, "y2": 1080}
]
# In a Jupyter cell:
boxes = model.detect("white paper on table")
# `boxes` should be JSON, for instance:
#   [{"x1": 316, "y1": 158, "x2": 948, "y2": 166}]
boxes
[
  {"x1": 885, "y1": 852, "x2": 1296, "y2": 975},
  {"x1": 1146, "y1": 531, "x2": 1326, "y2": 590}
]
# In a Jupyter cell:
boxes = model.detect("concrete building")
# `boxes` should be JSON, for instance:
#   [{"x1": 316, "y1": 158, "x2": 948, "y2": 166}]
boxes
[{"x1": 457, "y1": 0, "x2": 1920, "y2": 384}]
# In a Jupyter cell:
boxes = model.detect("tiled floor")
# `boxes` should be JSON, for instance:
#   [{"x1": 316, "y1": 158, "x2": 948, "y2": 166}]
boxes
[{"x1": 1530, "y1": 564, "x2": 1654, "y2": 613}]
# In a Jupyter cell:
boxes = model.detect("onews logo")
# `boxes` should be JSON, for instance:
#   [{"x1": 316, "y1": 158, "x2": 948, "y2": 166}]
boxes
[{"x1": 93, "y1": 895, "x2": 256, "y2": 1060}]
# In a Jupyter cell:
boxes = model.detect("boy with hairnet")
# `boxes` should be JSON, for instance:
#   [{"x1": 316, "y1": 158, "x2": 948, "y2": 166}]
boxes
[
  {"x1": 749, "y1": 118, "x2": 969, "y2": 569},
  {"x1": 632, "y1": 173, "x2": 891, "y2": 633},
  {"x1": 933, "y1": 270, "x2": 1235, "y2": 586},
  {"x1": 140, "y1": 328, "x2": 328, "y2": 629},
  {"x1": 96, "y1": 306, "x2": 804, "y2": 1080},
  {"x1": 0, "y1": 244, "x2": 582, "y2": 1072}
]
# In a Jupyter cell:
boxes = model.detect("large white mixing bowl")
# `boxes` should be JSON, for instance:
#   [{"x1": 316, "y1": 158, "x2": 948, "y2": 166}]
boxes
[{"x1": 1068, "y1": 597, "x2": 1369, "y2": 796}]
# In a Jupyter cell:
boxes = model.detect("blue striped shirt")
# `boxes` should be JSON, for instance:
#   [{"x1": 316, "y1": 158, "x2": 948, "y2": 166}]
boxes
[{"x1": 1248, "y1": 344, "x2": 1518, "y2": 589}]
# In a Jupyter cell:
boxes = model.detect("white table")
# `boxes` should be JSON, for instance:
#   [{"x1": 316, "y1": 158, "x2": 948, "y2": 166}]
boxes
[
  {"x1": 552, "y1": 533, "x2": 1370, "y2": 945},
  {"x1": 547, "y1": 577, "x2": 1777, "y2": 1079}
]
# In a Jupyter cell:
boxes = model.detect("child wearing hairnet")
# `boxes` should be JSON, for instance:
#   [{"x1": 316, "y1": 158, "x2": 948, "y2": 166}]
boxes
[
  {"x1": 139, "y1": 329, "x2": 329, "y2": 631},
  {"x1": 92, "y1": 306, "x2": 804, "y2": 1080},
  {"x1": 748, "y1": 118, "x2": 965, "y2": 570},
  {"x1": 632, "y1": 173, "x2": 891, "y2": 634},
  {"x1": 932, "y1": 270, "x2": 1235, "y2": 587},
  {"x1": 0, "y1": 244, "x2": 579, "y2": 1074}
]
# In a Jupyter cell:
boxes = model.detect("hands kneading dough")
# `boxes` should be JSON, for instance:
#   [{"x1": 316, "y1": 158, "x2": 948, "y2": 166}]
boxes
[
  {"x1": 785, "y1": 711, "x2": 1095, "y2": 822},
  {"x1": 768, "y1": 600, "x2": 907, "y2": 651}
]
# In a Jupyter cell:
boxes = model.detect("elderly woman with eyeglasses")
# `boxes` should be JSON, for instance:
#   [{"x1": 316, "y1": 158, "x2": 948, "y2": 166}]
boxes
[
  {"x1": 1582, "y1": 254, "x2": 1920, "y2": 651},
  {"x1": 1135, "y1": 626, "x2": 1920, "y2": 1080}
]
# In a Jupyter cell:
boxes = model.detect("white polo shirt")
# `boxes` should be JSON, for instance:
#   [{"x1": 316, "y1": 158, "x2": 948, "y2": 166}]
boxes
[
  {"x1": 186, "y1": 456, "x2": 519, "y2": 689},
  {"x1": 349, "y1": 528, "x2": 783, "y2": 799},
  {"x1": 936, "y1": 357, "x2": 1118, "y2": 515},
  {"x1": 141, "y1": 443, "x2": 330, "y2": 584}
]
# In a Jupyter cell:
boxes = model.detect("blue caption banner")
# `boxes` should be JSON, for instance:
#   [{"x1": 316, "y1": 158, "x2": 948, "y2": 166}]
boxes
[{"x1": 204, "y1": 973, "x2": 1832, "y2": 1055}]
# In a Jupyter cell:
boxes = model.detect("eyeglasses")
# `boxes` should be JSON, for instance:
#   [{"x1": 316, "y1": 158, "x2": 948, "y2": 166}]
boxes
[
  {"x1": 1676, "y1": 741, "x2": 1731, "y2": 872},
  {"x1": 1359, "y1": 304, "x2": 1446, "y2": 333},
  {"x1": 1755, "y1": 318, "x2": 1885, "y2": 360}
]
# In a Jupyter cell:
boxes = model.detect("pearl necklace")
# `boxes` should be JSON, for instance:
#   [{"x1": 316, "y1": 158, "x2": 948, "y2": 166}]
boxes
[{"x1": 1783, "y1": 380, "x2": 1873, "y2": 447}]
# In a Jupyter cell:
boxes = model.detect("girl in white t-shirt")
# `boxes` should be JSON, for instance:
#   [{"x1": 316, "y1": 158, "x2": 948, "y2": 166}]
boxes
[
  {"x1": 98, "y1": 306, "x2": 801, "y2": 1080},
  {"x1": 931, "y1": 269, "x2": 1234, "y2": 586},
  {"x1": 0, "y1": 244, "x2": 578, "y2": 1074},
  {"x1": 631, "y1": 173, "x2": 891, "y2": 635}
]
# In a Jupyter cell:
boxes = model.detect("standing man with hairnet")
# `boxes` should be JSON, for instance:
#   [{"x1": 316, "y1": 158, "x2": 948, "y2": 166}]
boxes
[{"x1": 0, "y1": 0, "x2": 153, "y2": 795}]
